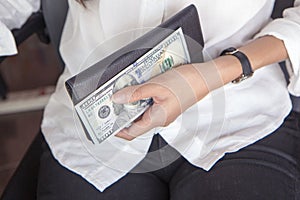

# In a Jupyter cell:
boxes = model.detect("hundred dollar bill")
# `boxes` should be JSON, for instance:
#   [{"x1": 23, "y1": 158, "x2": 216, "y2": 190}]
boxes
[{"x1": 75, "y1": 27, "x2": 191, "y2": 144}]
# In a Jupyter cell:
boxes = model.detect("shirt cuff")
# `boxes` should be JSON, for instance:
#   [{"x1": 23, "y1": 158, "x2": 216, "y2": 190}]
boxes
[{"x1": 254, "y1": 6, "x2": 300, "y2": 96}]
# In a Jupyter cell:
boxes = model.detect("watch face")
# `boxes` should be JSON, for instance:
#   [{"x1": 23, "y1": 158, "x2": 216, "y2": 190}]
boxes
[
  {"x1": 232, "y1": 73, "x2": 253, "y2": 84},
  {"x1": 220, "y1": 47, "x2": 237, "y2": 55}
]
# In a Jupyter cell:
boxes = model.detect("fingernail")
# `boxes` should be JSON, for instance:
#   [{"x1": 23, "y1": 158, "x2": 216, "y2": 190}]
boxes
[
  {"x1": 111, "y1": 92, "x2": 127, "y2": 104},
  {"x1": 115, "y1": 132, "x2": 123, "y2": 138},
  {"x1": 115, "y1": 128, "x2": 136, "y2": 140},
  {"x1": 115, "y1": 131, "x2": 131, "y2": 140}
]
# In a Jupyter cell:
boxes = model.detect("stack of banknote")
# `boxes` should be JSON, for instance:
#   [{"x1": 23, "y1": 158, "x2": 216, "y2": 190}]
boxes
[{"x1": 75, "y1": 28, "x2": 191, "y2": 144}]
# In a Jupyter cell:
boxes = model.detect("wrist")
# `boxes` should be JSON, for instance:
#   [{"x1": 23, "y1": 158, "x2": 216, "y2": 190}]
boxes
[
  {"x1": 175, "y1": 52, "x2": 249, "y2": 101},
  {"x1": 175, "y1": 64, "x2": 209, "y2": 101},
  {"x1": 220, "y1": 47, "x2": 253, "y2": 83},
  {"x1": 212, "y1": 55, "x2": 243, "y2": 85}
]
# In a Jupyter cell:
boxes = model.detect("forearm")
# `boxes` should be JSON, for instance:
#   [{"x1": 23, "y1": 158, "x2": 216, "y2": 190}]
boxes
[
  {"x1": 179, "y1": 35, "x2": 289, "y2": 100},
  {"x1": 216, "y1": 35, "x2": 288, "y2": 83}
]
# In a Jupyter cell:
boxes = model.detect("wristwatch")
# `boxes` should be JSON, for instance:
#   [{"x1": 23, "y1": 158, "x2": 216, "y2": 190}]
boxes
[{"x1": 220, "y1": 47, "x2": 253, "y2": 84}]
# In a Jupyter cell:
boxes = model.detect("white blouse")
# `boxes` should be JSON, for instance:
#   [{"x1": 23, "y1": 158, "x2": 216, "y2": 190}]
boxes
[
  {"x1": 0, "y1": 0, "x2": 40, "y2": 56},
  {"x1": 42, "y1": 0, "x2": 300, "y2": 192}
]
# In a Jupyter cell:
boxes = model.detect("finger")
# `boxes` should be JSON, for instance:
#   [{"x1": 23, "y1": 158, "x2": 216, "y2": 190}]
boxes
[
  {"x1": 114, "y1": 121, "x2": 152, "y2": 141},
  {"x1": 115, "y1": 129, "x2": 136, "y2": 140},
  {"x1": 115, "y1": 109, "x2": 153, "y2": 140},
  {"x1": 115, "y1": 121, "x2": 152, "y2": 140},
  {"x1": 112, "y1": 84, "x2": 157, "y2": 104},
  {"x1": 115, "y1": 104, "x2": 167, "y2": 140}
]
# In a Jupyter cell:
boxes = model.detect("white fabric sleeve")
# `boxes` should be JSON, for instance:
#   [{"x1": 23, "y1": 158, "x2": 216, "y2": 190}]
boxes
[
  {"x1": 0, "y1": 0, "x2": 40, "y2": 29},
  {"x1": 255, "y1": 0, "x2": 300, "y2": 96},
  {"x1": 0, "y1": 0, "x2": 40, "y2": 56},
  {"x1": 0, "y1": 21, "x2": 17, "y2": 56}
]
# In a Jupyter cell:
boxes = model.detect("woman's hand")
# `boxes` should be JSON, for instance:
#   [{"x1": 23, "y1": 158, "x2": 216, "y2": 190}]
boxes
[
  {"x1": 111, "y1": 35, "x2": 289, "y2": 141},
  {"x1": 111, "y1": 63, "x2": 211, "y2": 140}
]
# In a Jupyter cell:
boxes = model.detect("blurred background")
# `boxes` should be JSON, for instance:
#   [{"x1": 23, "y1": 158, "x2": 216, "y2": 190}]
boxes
[{"x1": 0, "y1": 33, "x2": 62, "y2": 196}]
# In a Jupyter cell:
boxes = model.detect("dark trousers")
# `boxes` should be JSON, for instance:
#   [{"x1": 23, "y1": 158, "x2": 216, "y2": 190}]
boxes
[{"x1": 37, "y1": 111, "x2": 300, "y2": 200}]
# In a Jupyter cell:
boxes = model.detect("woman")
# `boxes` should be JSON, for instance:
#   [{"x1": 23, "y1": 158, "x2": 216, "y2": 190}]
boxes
[{"x1": 38, "y1": 0, "x2": 300, "y2": 199}]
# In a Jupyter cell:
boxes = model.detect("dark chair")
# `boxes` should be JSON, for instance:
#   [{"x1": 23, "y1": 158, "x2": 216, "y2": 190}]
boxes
[
  {"x1": 0, "y1": 0, "x2": 68, "y2": 199},
  {"x1": 0, "y1": 11, "x2": 47, "y2": 99},
  {"x1": 0, "y1": 0, "x2": 299, "y2": 199},
  {"x1": 0, "y1": 0, "x2": 68, "y2": 99}
]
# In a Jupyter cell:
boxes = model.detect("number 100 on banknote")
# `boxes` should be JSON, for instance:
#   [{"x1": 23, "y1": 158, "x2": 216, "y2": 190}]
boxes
[{"x1": 75, "y1": 28, "x2": 191, "y2": 144}]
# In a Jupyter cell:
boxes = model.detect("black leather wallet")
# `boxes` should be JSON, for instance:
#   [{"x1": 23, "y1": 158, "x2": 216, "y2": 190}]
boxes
[{"x1": 65, "y1": 4, "x2": 204, "y2": 105}]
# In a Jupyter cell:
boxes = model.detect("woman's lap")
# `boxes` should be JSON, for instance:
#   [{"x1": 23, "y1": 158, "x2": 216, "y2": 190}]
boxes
[
  {"x1": 37, "y1": 111, "x2": 300, "y2": 200},
  {"x1": 170, "y1": 111, "x2": 300, "y2": 200},
  {"x1": 170, "y1": 147, "x2": 299, "y2": 200},
  {"x1": 37, "y1": 140, "x2": 169, "y2": 200}
]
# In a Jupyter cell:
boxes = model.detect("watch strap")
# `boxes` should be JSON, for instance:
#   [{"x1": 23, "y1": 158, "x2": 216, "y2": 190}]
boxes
[{"x1": 220, "y1": 47, "x2": 253, "y2": 83}]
